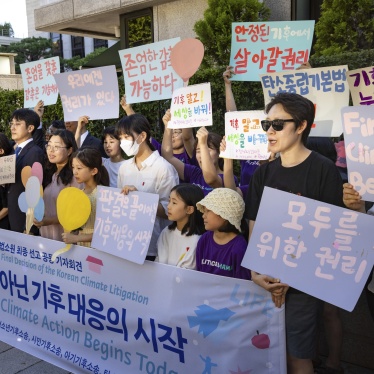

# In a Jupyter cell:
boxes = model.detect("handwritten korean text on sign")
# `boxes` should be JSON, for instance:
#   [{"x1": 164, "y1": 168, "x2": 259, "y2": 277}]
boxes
[
  {"x1": 20, "y1": 56, "x2": 60, "y2": 107},
  {"x1": 346, "y1": 66, "x2": 374, "y2": 106},
  {"x1": 91, "y1": 186, "x2": 158, "y2": 264},
  {"x1": 0, "y1": 155, "x2": 15, "y2": 184},
  {"x1": 120, "y1": 38, "x2": 184, "y2": 104},
  {"x1": 242, "y1": 187, "x2": 374, "y2": 311},
  {"x1": 229, "y1": 21, "x2": 314, "y2": 81},
  {"x1": 260, "y1": 65, "x2": 349, "y2": 137},
  {"x1": 168, "y1": 83, "x2": 212, "y2": 129},
  {"x1": 342, "y1": 106, "x2": 374, "y2": 203},
  {"x1": 221, "y1": 111, "x2": 270, "y2": 160},
  {"x1": 54, "y1": 65, "x2": 119, "y2": 121}
]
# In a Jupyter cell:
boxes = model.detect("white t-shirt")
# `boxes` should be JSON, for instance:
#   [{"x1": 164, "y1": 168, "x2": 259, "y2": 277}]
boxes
[
  {"x1": 103, "y1": 157, "x2": 126, "y2": 188},
  {"x1": 156, "y1": 227, "x2": 200, "y2": 269},
  {"x1": 117, "y1": 151, "x2": 179, "y2": 256}
]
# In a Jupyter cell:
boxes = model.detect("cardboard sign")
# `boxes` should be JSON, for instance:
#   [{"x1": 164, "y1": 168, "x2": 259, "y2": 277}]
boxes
[
  {"x1": 221, "y1": 111, "x2": 270, "y2": 160},
  {"x1": 168, "y1": 83, "x2": 212, "y2": 129},
  {"x1": 0, "y1": 229, "x2": 286, "y2": 373},
  {"x1": 119, "y1": 38, "x2": 184, "y2": 104},
  {"x1": 261, "y1": 65, "x2": 349, "y2": 137},
  {"x1": 0, "y1": 155, "x2": 15, "y2": 184},
  {"x1": 54, "y1": 65, "x2": 119, "y2": 121},
  {"x1": 20, "y1": 56, "x2": 60, "y2": 107},
  {"x1": 242, "y1": 187, "x2": 374, "y2": 311},
  {"x1": 92, "y1": 186, "x2": 158, "y2": 264},
  {"x1": 230, "y1": 21, "x2": 314, "y2": 81},
  {"x1": 342, "y1": 106, "x2": 374, "y2": 202},
  {"x1": 346, "y1": 66, "x2": 374, "y2": 106}
]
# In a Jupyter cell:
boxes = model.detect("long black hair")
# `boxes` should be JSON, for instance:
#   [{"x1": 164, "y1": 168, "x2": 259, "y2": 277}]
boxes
[
  {"x1": 168, "y1": 184, "x2": 205, "y2": 236},
  {"x1": 43, "y1": 129, "x2": 78, "y2": 188},
  {"x1": 71, "y1": 147, "x2": 109, "y2": 187}
]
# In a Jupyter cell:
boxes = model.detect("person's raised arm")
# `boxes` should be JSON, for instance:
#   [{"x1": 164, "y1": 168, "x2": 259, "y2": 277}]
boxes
[
  {"x1": 219, "y1": 136, "x2": 239, "y2": 193},
  {"x1": 161, "y1": 109, "x2": 185, "y2": 180},
  {"x1": 196, "y1": 127, "x2": 222, "y2": 188},
  {"x1": 75, "y1": 115, "x2": 89, "y2": 148},
  {"x1": 120, "y1": 94, "x2": 135, "y2": 116},
  {"x1": 223, "y1": 66, "x2": 237, "y2": 112}
]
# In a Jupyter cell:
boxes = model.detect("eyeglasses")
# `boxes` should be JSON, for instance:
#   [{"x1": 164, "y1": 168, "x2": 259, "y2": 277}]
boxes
[
  {"x1": 45, "y1": 144, "x2": 68, "y2": 152},
  {"x1": 261, "y1": 119, "x2": 295, "y2": 132}
]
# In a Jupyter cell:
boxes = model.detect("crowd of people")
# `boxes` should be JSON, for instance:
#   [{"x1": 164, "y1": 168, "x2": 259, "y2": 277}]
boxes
[{"x1": 1, "y1": 67, "x2": 373, "y2": 374}]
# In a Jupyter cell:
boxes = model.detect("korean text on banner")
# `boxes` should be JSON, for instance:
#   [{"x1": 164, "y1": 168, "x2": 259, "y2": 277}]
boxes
[
  {"x1": 346, "y1": 66, "x2": 374, "y2": 106},
  {"x1": 0, "y1": 229, "x2": 286, "y2": 373},
  {"x1": 119, "y1": 38, "x2": 184, "y2": 104},
  {"x1": 20, "y1": 56, "x2": 60, "y2": 107},
  {"x1": 54, "y1": 65, "x2": 119, "y2": 121},
  {"x1": 229, "y1": 21, "x2": 314, "y2": 82},
  {"x1": 168, "y1": 82, "x2": 212, "y2": 129},
  {"x1": 91, "y1": 186, "x2": 158, "y2": 264},
  {"x1": 260, "y1": 65, "x2": 349, "y2": 137},
  {"x1": 221, "y1": 111, "x2": 270, "y2": 160},
  {"x1": 0, "y1": 155, "x2": 15, "y2": 184},
  {"x1": 342, "y1": 106, "x2": 374, "y2": 202},
  {"x1": 242, "y1": 187, "x2": 374, "y2": 311}
]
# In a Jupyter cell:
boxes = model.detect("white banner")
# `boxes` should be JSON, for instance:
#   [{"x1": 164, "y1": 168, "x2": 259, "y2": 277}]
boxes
[{"x1": 0, "y1": 230, "x2": 286, "y2": 373}]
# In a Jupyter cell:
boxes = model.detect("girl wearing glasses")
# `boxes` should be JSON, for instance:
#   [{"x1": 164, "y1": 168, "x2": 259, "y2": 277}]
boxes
[{"x1": 33, "y1": 129, "x2": 80, "y2": 240}]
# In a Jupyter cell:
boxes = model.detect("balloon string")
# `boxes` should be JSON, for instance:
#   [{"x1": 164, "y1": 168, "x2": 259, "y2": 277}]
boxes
[{"x1": 51, "y1": 244, "x2": 72, "y2": 263}]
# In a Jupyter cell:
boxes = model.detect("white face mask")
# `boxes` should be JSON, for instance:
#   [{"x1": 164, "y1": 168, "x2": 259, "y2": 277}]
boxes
[{"x1": 120, "y1": 135, "x2": 141, "y2": 157}]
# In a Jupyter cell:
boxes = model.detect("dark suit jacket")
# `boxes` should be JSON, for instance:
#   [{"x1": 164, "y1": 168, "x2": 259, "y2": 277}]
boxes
[
  {"x1": 8, "y1": 140, "x2": 44, "y2": 233},
  {"x1": 81, "y1": 132, "x2": 107, "y2": 158}
]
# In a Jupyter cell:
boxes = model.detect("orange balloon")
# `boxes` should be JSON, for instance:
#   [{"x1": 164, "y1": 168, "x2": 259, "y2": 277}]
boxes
[
  {"x1": 21, "y1": 166, "x2": 32, "y2": 187},
  {"x1": 170, "y1": 38, "x2": 204, "y2": 82}
]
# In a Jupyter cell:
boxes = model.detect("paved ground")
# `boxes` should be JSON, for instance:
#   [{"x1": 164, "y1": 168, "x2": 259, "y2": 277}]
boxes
[{"x1": 1, "y1": 340, "x2": 373, "y2": 374}]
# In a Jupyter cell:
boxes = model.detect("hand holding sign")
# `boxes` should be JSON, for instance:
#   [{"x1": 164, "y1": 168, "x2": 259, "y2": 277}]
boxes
[
  {"x1": 170, "y1": 38, "x2": 204, "y2": 84},
  {"x1": 51, "y1": 187, "x2": 91, "y2": 262}
]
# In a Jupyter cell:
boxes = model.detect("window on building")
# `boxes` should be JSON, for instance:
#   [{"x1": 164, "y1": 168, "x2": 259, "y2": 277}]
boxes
[
  {"x1": 50, "y1": 32, "x2": 63, "y2": 57},
  {"x1": 71, "y1": 36, "x2": 85, "y2": 58},
  {"x1": 121, "y1": 8, "x2": 153, "y2": 49},
  {"x1": 291, "y1": 0, "x2": 323, "y2": 20},
  {"x1": 94, "y1": 39, "x2": 108, "y2": 50}
]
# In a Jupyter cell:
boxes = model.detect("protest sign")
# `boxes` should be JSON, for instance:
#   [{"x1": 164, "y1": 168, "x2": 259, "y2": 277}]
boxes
[
  {"x1": 342, "y1": 106, "x2": 374, "y2": 202},
  {"x1": 261, "y1": 65, "x2": 349, "y2": 137},
  {"x1": 346, "y1": 66, "x2": 374, "y2": 106},
  {"x1": 230, "y1": 21, "x2": 314, "y2": 81},
  {"x1": 92, "y1": 187, "x2": 158, "y2": 264},
  {"x1": 220, "y1": 111, "x2": 270, "y2": 160},
  {"x1": 120, "y1": 38, "x2": 184, "y2": 104},
  {"x1": 242, "y1": 187, "x2": 374, "y2": 311},
  {"x1": 0, "y1": 155, "x2": 15, "y2": 184},
  {"x1": 0, "y1": 229, "x2": 286, "y2": 373},
  {"x1": 54, "y1": 65, "x2": 119, "y2": 121},
  {"x1": 168, "y1": 83, "x2": 212, "y2": 129},
  {"x1": 20, "y1": 56, "x2": 60, "y2": 107}
]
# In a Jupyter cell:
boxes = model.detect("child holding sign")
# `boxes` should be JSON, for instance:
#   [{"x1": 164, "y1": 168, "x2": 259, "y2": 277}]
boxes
[
  {"x1": 155, "y1": 183, "x2": 205, "y2": 269},
  {"x1": 62, "y1": 148, "x2": 109, "y2": 247},
  {"x1": 195, "y1": 188, "x2": 251, "y2": 280}
]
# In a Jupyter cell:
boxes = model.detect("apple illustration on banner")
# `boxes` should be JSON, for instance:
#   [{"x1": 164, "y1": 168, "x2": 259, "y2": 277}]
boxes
[{"x1": 251, "y1": 330, "x2": 270, "y2": 349}]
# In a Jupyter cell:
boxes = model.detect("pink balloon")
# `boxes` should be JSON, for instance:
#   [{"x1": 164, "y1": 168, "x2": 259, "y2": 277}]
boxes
[
  {"x1": 170, "y1": 38, "x2": 204, "y2": 82},
  {"x1": 31, "y1": 162, "x2": 43, "y2": 184}
]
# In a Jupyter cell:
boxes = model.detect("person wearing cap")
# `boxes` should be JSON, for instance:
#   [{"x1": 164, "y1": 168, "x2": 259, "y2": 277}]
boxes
[
  {"x1": 195, "y1": 188, "x2": 251, "y2": 280},
  {"x1": 245, "y1": 92, "x2": 344, "y2": 374}
]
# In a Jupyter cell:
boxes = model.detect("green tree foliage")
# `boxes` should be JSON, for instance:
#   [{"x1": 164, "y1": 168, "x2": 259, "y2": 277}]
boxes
[
  {"x1": 314, "y1": 0, "x2": 374, "y2": 56},
  {"x1": 62, "y1": 47, "x2": 108, "y2": 71},
  {"x1": 0, "y1": 37, "x2": 53, "y2": 73},
  {"x1": 0, "y1": 22, "x2": 14, "y2": 37},
  {"x1": 194, "y1": 0, "x2": 270, "y2": 67}
]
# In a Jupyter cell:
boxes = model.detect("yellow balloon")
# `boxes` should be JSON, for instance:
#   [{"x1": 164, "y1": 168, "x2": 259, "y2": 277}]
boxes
[
  {"x1": 21, "y1": 166, "x2": 32, "y2": 188},
  {"x1": 57, "y1": 187, "x2": 91, "y2": 232}
]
